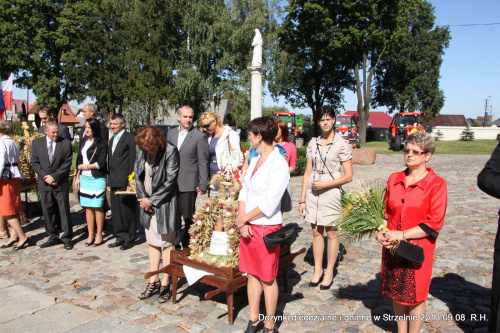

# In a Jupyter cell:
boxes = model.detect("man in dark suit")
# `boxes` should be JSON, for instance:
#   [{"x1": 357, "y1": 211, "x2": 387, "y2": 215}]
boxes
[
  {"x1": 478, "y1": 146, "x2": 500, "y2": 333},
  {"x1": 107, "y1": 113, "x2": 136, "y2": 250},
  {"x1": 38, "y1": 106, "x2": 72, "y2": 141},
  {"x1": 31, "y1": 121, "x2": 74, "y2": 250},
  {"x1": 167, "y1": 105, "x2": 209, "y2": 248},
  {"x1": 82, "y1": 103, "x2": 109, "y2": 143}
]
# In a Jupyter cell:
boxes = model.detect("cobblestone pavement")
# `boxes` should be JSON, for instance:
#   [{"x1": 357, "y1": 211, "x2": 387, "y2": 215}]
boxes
[{"x1": 0, "y1": 154, "x2": 497, "y2": 332}]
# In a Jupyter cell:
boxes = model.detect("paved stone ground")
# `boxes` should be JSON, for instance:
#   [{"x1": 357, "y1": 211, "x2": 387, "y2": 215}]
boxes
[{"x1": 0, "y1": 154, "x2": 497, "y2": 332}]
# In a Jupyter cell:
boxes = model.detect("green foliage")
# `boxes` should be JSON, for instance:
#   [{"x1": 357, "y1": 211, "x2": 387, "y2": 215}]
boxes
[
  {"x1": 472, "y1": 121, "x2": 482, "y2": 127},
  {"x1": 263, "y1": 106, "x2": 289, "y2": 117},
  {"x1": 497, "y1": 133, "x2": 500, "y2": 142},
  {"x1": 11, "y1": 121, "x2": 34, "y2": 136},
  {"x1": 72, "y1": 141, "x2": 79, "y2": 154},
  {"x1": 460, "y1": 126, "x2": 475, "y2": 141},
  {"x1": 291, "y1": 147, "x2": 306, "y2": 177},
  {"x1": 434, "y1": 129, "x2": 444, "y2": 141}
]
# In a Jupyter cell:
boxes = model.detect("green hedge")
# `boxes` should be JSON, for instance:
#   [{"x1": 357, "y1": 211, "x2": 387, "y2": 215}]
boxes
[{"x1": 291, "y1": 147, "x2": 306, "y2": 177}]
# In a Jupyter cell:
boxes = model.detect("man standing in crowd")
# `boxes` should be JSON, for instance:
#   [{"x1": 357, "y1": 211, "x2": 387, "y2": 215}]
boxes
[
  {"x1": 38, "y1": 106, "x2": 71, "y2": 141},
  {"x1": 478, "y1": 147, "x2": 500, "y2": 333},
  {"x1": 167, "y1": 105, "x2": 209, "y2": 249},
  {"x1": 107, "y1": 114, "x2": 136, "y2": 250},
  {"x1": 31, "y1": 121, "x2": 74, "y2": 250},
  {"x1": 82, "y1": 103, "x2": 109, "y2": 143}
]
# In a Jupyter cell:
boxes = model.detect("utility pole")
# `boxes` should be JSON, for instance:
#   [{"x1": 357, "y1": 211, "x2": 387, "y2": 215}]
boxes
[{"x1": 484, "y1": 96, "x2": 491, "y2": 127}]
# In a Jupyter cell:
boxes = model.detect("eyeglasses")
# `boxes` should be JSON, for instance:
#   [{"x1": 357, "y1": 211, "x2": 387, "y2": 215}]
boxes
[
  {"x1": 202, "y1": 120, "x2": 214, "y2": 129},
  {"x1": 403, "y1": 148, "x2": 427, "y2": 156}
]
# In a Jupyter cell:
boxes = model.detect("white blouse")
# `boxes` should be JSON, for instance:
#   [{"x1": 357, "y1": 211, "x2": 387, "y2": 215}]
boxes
[
  {"x1": 239, "y1": 147, "x2": 290, "y2": 225},
  {"x1": 0, "y1": 135, "x2": 22, "y2": 178}
]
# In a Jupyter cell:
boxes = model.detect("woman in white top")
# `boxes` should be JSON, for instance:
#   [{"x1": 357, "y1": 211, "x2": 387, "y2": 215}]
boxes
[
  {"x1": 198, "y1": 111, "x2": 242, "y2": 181},
  {"x1": 236, "y1": 117, "x2": 289, "y2": 333},
  {"x1": 0, "y1": 120, "x2": 30, "y2": 251}
]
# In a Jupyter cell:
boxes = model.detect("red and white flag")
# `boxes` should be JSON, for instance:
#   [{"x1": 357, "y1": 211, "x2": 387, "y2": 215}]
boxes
[{"x1": 3, "y1": 74, "x2": 13, "y2": 113}]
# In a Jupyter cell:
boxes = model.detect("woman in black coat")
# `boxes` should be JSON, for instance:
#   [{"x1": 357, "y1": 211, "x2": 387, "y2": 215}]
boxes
[
  {"x1": 135, "y1": 125, "x2": 181, "y2": 304},
  {"x1": 74, "y1": 118, "x2": 108, "y2": 246}
]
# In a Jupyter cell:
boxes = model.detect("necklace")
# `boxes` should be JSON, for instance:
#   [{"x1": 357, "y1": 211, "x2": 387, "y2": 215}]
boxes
[{"x1": 313, "y1": 135, "x2": 334, "y2": 182}]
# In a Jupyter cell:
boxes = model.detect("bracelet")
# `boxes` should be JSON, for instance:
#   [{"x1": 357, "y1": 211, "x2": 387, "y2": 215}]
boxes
[
  {"x1": 403, "y1": 230, "x2": 407, "y2": 242},
  {"x1": 299, "y1": 201, "x2": 305, "y2": 204}
]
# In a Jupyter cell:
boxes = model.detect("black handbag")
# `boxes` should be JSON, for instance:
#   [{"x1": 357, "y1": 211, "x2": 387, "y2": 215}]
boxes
[
  {"x1": 263, "y1": 224, "x2": 297, "y2": 250},
  {"x1": 392, "y1": 240, "x2": 425, "y2": 265},
  {"x1": 1, "y1": 140, "x2": 13, "y2": 180}
]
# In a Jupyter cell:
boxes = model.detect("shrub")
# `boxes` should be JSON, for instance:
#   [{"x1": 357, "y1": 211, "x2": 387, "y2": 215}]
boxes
[
  {"x1": 434, "y1": 129, "x2": 444, "y2": 141},
  {"x1": 72, "y1": 141, "x2": 79, "y2": 153},
  {"x1": 291, "y1": 147, "x2": 307, "y2": 177},
  {"x1": 11, "y1": 121, "x2": 35, "y2": 136},
  {"x1": 497, "y1": 133, "x2": 500, "y2": 142},
  {"x1": 460, "y1": 126, "x2": 475, "y2": 141}
]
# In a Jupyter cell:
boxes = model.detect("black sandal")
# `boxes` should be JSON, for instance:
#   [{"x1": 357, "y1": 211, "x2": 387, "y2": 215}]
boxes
[
  {"x1": 245, "y1": 318, "x2": 261, "y2": 333},
  {"x1": 262, "y1": 328, "x2": 278, "y2": 333},
  {"x1": 138, "y1": 281, "x2": 160, "y2": 299},
  {"x1": 158, "y1": 284, "x2": 171, "y2": 304}
]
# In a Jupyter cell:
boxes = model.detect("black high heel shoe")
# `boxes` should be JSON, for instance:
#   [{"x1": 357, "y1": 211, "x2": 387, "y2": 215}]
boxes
[
  {"x1": 308, "y1": 273, "x2": 324, "y2": 287},
  {"x1": 1, "y1": 238, "x2": 19, "y2": 249},
  {"x1": 245, "y1": 318, "x2": 261, "y2": 333},
  {"x1": 13, "y1": 237, "x2": 30, "y2": 251},
  {"x1": 319, "y1": 280, "x2": 333, "y2": 290},
  {"x1": 85, "y1": 237, "x2": 95, "y2": 247}
]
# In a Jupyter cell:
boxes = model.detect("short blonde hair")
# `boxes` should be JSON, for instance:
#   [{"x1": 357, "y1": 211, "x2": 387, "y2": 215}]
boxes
[
  {"x1": 405, "y1": 132, "x2": 436, "y2": 154},
  {"x1": 198, "y1": 111, "x2": 221, "y2": 128},
  {"x1": 0, "y1": 120, "x2": 11, "y2": 135}
]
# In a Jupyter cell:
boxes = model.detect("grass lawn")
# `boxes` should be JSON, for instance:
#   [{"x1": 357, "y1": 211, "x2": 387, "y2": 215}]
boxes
[{"x1": 362, "y1": 140, "x2": 498, "y2": 155}]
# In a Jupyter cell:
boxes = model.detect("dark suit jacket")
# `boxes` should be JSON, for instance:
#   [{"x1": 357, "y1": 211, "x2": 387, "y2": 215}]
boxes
[
  {"x1": 76, "y1": 136, "x2": 108, "y2": 178},
  {"x1": 39, "y1": 123, "x2": 72, "y2": 141},
  {"x1": 478, "y1": 143, "x2": 500, "y2": 249},
  {"x1": 108, "y1": 130, "x2": 136, "y2": 188},
  {"x1": 166, "y1": 126, "x2": 209, "y2": 192},
  {"x1": 31, "y1": 136, "x2": 73, "y2": 192}
]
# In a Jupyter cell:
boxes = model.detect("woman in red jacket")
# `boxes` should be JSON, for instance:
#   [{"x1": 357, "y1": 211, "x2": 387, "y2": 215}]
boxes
[{"x1": 376, "y1": 132, "x2": 447, "y2": 332}]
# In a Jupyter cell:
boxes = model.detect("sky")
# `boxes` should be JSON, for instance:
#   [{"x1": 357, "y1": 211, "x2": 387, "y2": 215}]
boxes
[{"x1": 4, "y1": 0, "x2": 500, "y2": 121}]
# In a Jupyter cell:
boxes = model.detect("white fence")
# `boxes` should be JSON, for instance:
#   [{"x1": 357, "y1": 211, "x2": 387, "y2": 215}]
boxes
[{"x1": 430, "y1": 126, "x2": 500, "y2": 141}]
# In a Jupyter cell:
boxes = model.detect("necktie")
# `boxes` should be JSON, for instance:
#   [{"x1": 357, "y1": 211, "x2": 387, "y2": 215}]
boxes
[
  {"x1": 112, "y1": 134, "x2": 117, "y2": 155},
  {"x1": 48, "y1": 141, "x2": 54, "y2": 163}
]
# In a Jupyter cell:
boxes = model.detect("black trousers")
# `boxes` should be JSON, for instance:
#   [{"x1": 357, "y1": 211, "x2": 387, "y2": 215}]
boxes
[
  {"x1": 40, "y1": 190, "x2": 73, "y2": 242},
  {"x1": 110, "y1": 187, "x2": 137, "y2": 243},
  {"x1": 491, "y1": 235, "x2": 500, "y2": 332},
  {"x1": 180, "y1": 191, "x2": 197, "y2": 248}
]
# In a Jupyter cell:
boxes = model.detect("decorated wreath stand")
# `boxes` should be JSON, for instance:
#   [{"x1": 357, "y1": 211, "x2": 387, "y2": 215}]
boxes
[{"x1": 145, "y1": 151, "x2": 306, "y2": 324}]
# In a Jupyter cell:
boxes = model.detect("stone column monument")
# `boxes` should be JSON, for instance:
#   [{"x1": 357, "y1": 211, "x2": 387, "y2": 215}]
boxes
[{"x1": 249, "y1": 29, "x2": 263, "y2": 120}]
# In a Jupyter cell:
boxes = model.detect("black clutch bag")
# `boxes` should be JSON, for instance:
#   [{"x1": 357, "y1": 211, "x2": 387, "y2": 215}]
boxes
[
  {"x1": 263, "y1": 224, "x2": 297, "y2": 250},
  {"x1": 1, "y1": 167, "x2": 11, "y2": 180},
  {"x1": 392, "y1": 240, "x2": 425, "y2": 265}
]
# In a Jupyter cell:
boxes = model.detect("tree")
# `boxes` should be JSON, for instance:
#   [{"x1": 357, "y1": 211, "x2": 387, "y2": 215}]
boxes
[
  {"x1": 0, "y1": 0, "x2": 97, "y2": 111},
  {"x1": 460, "y1": 126, "x2": 475, "y2": 141},
  {"x1": 268, "y1": 0, "x2": 352, "y2": 135},
  {"x1": 373, "y1": 2, "x2": 450, "y2": 119}
]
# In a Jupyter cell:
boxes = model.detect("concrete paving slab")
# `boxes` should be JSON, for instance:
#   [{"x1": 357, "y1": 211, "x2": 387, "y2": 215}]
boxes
[
  {"x1": 0, "y1": 285, "x2": 55, "y2": 324},
  {"x1": 0, "y1": 302, "x2": 101, "y2": 333},
  {"x1": 0, "y1": 277, "x2": 15, "y2": 289},
  {"x1": 67, "y1": 316, "x2": 154, "y2": 333}
]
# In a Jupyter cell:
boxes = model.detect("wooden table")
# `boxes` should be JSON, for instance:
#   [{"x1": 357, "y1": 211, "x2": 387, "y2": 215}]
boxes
[{"x1": 146, "y1": 243, "x2": 306, "y2": 324}]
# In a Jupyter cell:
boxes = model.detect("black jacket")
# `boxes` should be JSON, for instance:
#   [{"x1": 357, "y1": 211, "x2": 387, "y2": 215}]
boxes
[
  {"x1": 76, "y1": 136, "x2": 107, "y2": 178},
  {"x1": 135, "y1": 142, "x2": 181, "y2": 235},
  {"x1": 108, "y1": 131, "x2": 136, "y2": 188},
  {"x1": 478, "y1": 142, "x2": 500, "y2": 249}
]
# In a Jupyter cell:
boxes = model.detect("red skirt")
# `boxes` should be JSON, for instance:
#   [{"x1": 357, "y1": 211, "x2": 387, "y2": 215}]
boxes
[
  {"x1": 0, "y1": 178, "x2": 22, "y2": 216},
  {"x1": 239, "y1": 224, "x2": 281, "y2": 283}
]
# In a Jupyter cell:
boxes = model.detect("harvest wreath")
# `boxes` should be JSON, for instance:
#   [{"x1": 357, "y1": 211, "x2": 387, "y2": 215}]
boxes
[{"x1": 188, "y1": 176, "x2": 241, "y2": 267}]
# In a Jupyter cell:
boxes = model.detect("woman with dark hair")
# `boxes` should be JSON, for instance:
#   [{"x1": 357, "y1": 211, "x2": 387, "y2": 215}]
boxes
[
  {"x1": 0, "y1": 120, "x2": 30, "y2": 250},
  {"x1": 74, "y1": 118, "x2": 107, "y2": 246},
  {"x1": 236, "y1": 117, "x2": 289, "y2": 333},
  {"x1": 299, "y1": 106, "x2": 353, "y2": 290},
  {"x1": 135, "y1": 125, "x2": 181, "y2": 304}
]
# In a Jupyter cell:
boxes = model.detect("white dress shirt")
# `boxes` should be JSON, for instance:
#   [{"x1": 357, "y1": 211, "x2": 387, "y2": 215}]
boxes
[{"x1": 177, "y1": 127, "x2": 189, "y2": 149}]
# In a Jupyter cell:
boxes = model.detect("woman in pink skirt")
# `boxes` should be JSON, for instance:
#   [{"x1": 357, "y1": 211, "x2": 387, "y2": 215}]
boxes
[
  {"x1": 236, "y1": 117, "x2": 290, "y2": 333},
  {"x1": 135, "y1": 126, "x2": 181, "y2": 304}
]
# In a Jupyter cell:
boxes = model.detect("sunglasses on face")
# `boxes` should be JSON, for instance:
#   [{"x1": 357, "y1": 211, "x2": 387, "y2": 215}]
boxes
[
  {"x1": 403, "y1": 148, "x2": 427, "y2": 156},
  {"x1": 202, "y1": 120, "x2": 214, "y2": 129}
]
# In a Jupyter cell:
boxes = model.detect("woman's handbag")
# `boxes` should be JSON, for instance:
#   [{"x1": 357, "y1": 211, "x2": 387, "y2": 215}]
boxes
[
  {"x1": 1, "y1": 140, "x2": 13, "y2": 180},
  {"x1": 263, "y1": 224, "x2": 297, "y2": 250},
  {"x1": 391, "y1": 240, "x2": 425, "y2": 265},
  {"x1": 280, "y1": 181, "x2": 293, "y2": 213}
]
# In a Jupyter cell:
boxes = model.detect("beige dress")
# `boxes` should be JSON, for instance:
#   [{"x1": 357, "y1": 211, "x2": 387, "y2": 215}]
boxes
[
  {"x1": 305, "y1": 135, "x2": 352, "y2": 226},
  {"x1": 143, "y1": 160, "x2": 178, "y2": 247}
]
